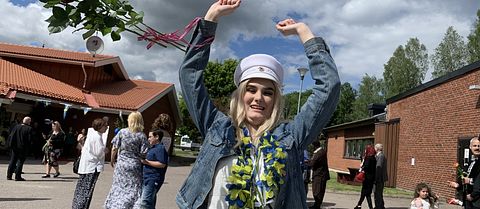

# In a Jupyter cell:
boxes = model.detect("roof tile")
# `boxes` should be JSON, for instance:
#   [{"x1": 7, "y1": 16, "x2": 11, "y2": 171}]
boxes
[
  {"x1": 0, "y1": 42, "x2": 115, "y2": 63},
  {"x1": 0, "y1": 59, "x2": 86, "y2": 103},
  {"x1": 91, "y1": 80, "x2": 172, "y2": 110}
]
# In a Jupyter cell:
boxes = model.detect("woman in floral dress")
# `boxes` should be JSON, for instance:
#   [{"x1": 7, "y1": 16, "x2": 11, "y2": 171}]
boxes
[{"x1": 104, "y1": 112, "x2": 149, "y2": 209}]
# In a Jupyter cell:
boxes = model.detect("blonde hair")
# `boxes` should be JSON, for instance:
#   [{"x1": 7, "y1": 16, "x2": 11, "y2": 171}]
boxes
[
  {"x1": 128, "y1": 112, "x2": 144, "y2": 133},
  {"x1": 52, "y1": 121, "x2": 63, "y2": 133},
  {"x1": 229, "y1": 79, "x2": 283, "y2": 144}
]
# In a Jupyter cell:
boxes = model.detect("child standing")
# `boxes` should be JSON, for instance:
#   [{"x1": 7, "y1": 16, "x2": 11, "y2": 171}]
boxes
[{"x1": 411, "y1": 183, "x2": 439, "y2": 209}]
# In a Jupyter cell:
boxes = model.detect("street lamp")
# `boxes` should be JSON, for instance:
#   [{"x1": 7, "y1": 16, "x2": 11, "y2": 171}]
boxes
[{"x1": 297, "y1": 67, "x2": 309, "y2": 114}]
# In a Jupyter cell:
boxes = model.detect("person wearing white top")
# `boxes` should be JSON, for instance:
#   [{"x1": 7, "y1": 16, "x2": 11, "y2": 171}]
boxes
[{"x1": 72, "y1": 118, "x2": 108, "y2": 209}]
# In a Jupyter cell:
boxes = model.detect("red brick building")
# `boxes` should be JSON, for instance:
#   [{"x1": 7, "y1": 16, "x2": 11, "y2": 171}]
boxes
[
  {"x1": 324, "y1": 61, "x2": 480, "y2": 195},
  {"x1": 0, "y1": 42, "x2": 181, "y2": 156},
  {"x1": 386, "y1": 61, "x2": 480, "y2": 196}
]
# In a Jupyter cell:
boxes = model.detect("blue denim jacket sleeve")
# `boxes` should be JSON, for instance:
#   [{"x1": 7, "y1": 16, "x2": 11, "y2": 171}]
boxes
[
  {"x1": 286, "y1": 37, "x2": 340, "y2": 150},
  {"x1": 179, "y1": 19, "x2": 226, "y2": 138}
]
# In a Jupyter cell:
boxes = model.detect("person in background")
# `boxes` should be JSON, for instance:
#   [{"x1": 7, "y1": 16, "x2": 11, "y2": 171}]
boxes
[
  {"x1": 307, "y1": 140, "x2": 329, "y2": 209},
  {"x1": 31, "y1": 122, "x2": 44, "y2": 159},
  {"x1": 374, "y1": 143, "x2": 387, "y2": 209},
  {"x1": 7, "y1": 116, "x2": 32, "y2": 181},
  {"x1": 151, "y1": 113, "x2": 173, "y2": 154},
  {"x1": 140, "y1": 126, "x2": 169, "y2": 209},
  {"x1": 42, "y1": 121, "x2": 65, "y2": 178},
  {"x1": 354, "y1": 145, "x2": 377, "y2": 209},
  {"x1": 72, "y1": 118, "x2": 108, "y2": 209},
  {"x1": 302, "y1": 149, "x2": 311, "y2": 195},
  {"x1": 449, "y1": 136, "x2": 480, "y2": 208},
  {"x1": 64, "y1": 127, "x2": 76, "y2": 159},
  {"x1": 104, "y1": 112, "x2": 149, "y2": 209},
  {"x1": 410, "y1": 182, "x2": 439, "y2": 209},
  {"x1": 76, "y1": 128, "x2": 87, "y2": 156}
]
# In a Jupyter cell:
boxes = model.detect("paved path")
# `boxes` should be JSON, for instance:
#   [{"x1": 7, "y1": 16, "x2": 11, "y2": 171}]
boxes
[{"x1": 0, "y1": 157, "x2": 461, "y2": 209}]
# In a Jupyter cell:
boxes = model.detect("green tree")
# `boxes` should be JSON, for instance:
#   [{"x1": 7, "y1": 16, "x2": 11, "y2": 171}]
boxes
[
  {"x1": 405, "y1": 38, "x2": 429, "y2": 80},
  {"x1": 177, "y1": 59, "x2": 238, "y2": 142},
  {"x1": 328, "y1": 82, "x2": 357, "y2": 126},
  {"x1": 282, "y1": 89, "x2": 312, "y2": 120},
  {"x1": 176, "y1": 95, "x2": 201, "y2": 142},
  {"x1": 468, "y1": 10, "x2": 480, "y2": 63},
  {"x1": 204, "y1": 59, "x2": 238, "y2": 113},
  {"x1": 431, "y1": 26, "x2": 468, "y2": 78},
  {"x1": 383, "y1": 38, "x2": 428, "y2": 98},
  {"x1": 352, "y1": 74, "x2": 385, "y2": 120}
]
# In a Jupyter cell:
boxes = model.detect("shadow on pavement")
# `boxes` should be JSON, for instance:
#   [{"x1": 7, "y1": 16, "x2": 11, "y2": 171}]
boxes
[
  {"x1": 169, "y1": 156, "x2": 196, "y2": 167},
  {"x1": 387, "y1": 208, "x2": 408, "y2": 209},
  {"x1": 25, "y1": 179, "x2": 75, "y2": 182},
  {"x1": 0, "y1": 197, "x2": 51, "y2": 201}
]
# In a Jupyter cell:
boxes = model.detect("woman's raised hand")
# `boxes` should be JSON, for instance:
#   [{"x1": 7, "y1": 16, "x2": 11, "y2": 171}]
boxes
[
  {"x1": 205, "y1": 0, "x2": 241, "y2": 22},
  {"x1": 276, "y1": 18, "x2": 314, "y2": 44}
]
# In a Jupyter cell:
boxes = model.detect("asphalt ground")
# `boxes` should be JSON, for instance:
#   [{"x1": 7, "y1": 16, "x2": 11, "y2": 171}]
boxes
[{"x1": 0, "y1": 155, "x2": 460, "y2": 209}]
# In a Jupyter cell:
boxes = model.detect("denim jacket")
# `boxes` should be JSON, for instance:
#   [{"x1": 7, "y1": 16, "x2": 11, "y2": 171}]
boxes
[{"x1": 176, "y1": 19, "x2": 340, "y2": 209}]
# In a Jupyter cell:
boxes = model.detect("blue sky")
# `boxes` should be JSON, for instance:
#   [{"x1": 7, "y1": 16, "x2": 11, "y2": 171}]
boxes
[{"x1": 3, "y1": 0, "x2": 480, "y2": 95}]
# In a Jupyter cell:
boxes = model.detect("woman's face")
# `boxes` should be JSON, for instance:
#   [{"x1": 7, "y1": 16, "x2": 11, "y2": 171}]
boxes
[
  {"x1": 419, "y1": 188, "x2": 429, "y2": 199},
  {"x1": 148, "y1": 132, "x2": 159, "y2": 145},
  {"x1": 51, "y1": 123, "x2": 57, "y2": 131},
  {"x1": 243, "y1": 78, "x2": 275, "y2": 129},
  {"x1": 99, "y1": 124, "x2": 108, "y2": 134}
]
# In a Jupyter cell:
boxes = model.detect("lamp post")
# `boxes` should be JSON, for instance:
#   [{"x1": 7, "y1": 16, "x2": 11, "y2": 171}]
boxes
[{"x1": 297, "y1": 68, "x2": 309, "y2": 114}]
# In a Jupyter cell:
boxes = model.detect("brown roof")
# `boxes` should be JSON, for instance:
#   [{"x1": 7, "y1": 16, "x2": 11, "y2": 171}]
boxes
[
  {"x1": 0, "y1": 42, "x2": 116, "y2": 64},
  {"x1": 91, "y1": 80, "x2": 173, "y2": 110},
  {"x1": 0, "y1": 59, "x2": 172, "y2": 110},
  {"x1": 0, "y1": 59, "x2": 87, "y2": 103}
]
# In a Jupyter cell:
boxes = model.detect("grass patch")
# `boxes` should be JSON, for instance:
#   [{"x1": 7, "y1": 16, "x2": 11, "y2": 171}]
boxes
[
  {"x1": 325, "y1": 171, "x2": 412, "y2": 197},
  {"x1": 173, "y1": 148, "x2": 199, "y2": 158}
]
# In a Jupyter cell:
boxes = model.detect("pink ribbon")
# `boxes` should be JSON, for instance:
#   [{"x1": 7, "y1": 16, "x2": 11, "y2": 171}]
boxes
[{"x1": 138, "y1": 17, "x2": 215, "y2": 50}]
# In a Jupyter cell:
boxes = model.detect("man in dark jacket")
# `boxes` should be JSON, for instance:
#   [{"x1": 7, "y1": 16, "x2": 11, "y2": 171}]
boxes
[
  {"x1": 449, "y1": 136, "x2": 480, "y2": 208},
  {"x1": 374, "y1": 143, "x2": 388, "y2": 209},
  {"x1": 7, "y1": 116, "x2": 33, "y2": 181},
  {"x1": 307, "y1": 140, "x2": 330, "y2": 209}
]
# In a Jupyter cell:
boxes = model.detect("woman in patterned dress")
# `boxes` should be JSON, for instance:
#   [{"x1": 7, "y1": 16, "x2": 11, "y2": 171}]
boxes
[
  {"x1": 104, "y1": 112, "x2": 149, "y2": 209},
  {"x1": 42, "y1": 121, "x2": 65, "y2": 178}
]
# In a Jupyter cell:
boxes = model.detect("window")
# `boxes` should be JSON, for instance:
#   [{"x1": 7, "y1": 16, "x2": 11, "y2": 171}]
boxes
[{"x1": 344, "y1": 137, "x2": 374, "y2": 159}]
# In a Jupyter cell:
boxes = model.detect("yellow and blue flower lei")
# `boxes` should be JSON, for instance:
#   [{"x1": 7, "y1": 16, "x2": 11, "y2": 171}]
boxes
[{"x1": 225, "y1": 128, "x2": 287, "y2": 209}]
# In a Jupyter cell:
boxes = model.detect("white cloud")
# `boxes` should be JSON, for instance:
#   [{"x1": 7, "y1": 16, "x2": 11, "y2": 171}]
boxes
[{"x1": 1, "y1": 0, "x2": 479, "y2": 93}]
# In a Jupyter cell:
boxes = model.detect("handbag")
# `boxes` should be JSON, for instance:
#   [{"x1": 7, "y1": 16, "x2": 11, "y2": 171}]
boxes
[
  {"x1": 354, "y1": 171, "x2": 365, "y2": 183},
  {"x1": 73, "y1": 157, "x2": 81, "y2": 174}
]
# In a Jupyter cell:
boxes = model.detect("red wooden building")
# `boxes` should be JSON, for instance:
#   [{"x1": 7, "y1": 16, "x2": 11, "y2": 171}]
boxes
[{"x1": 0, "y1": 42, "x2": 181, "y2": 156}]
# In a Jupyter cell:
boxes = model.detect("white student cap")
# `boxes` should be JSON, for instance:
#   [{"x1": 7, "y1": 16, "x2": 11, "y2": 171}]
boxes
[{"x1": 234, "y1": 54, "x2": 284, "y2": 87}]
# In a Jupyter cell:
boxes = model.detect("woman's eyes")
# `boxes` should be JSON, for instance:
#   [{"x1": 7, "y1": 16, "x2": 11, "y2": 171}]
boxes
[
  {"x1": 246, "y1": 88, "x2": 274, "y2": 96},
  {"x1": 263, "y1": 91, "x2": 274, "y2": 96}
]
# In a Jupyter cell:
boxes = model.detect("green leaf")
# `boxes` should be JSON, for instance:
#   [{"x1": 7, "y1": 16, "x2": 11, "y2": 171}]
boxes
[
  {"x1": 84, "y1": 24, "x2": 94, "y2": 29},
  {"x1": 101, "y1": 27, "x2": 112, "y2": 36},
  {"x1": 104, "y1": 16, "x2": 118, "y2": 27},
  {"x1": 116, "y1": 8, "x2": 126, "y2": 16},
  {"x1": 123, "y1": 4, "x2": 133, "y2": 12},
  {"x1": 135, "y1": 11, "x2": 144, "y2": 22},
  {"x1": 48, "y1": 25, "x2": 66, "y2": 34},
  {"x1": 128, "y1": 11, "x2": 138, "y2": 19},
  {"x1": 68, "y1": 8, "x2": 77, "y2": 16},
  {"x1": 111, "y1": 30, "x2": 121, "y2": 41},
  {"x1": 82, "y1": 29, "x2": 96, "y2": 39},
  {"x1": 52, "y1": 6, "x2": 68, "y2": 20}
]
